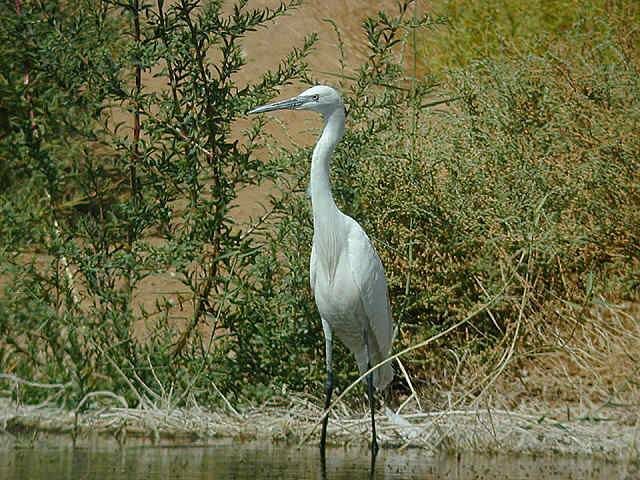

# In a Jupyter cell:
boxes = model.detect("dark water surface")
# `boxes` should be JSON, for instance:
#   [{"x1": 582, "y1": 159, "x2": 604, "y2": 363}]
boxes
[{"x1": 0, "y1": 438, "x2": 637, "y2": 479}]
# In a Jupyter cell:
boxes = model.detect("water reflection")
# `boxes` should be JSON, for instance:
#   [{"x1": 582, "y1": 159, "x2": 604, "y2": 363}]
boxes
[
  {"x1": 0, "y1": 438, "x2": 637, "y2": 479},
  {"x1": 321, "y1": 446, "x2": 378, "y2": 480},
  {"x1": 320, "y1": 446, "x2": 376, "y2": 480}
]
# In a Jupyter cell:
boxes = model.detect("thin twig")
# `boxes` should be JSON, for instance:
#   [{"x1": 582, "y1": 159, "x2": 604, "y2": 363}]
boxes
[
  {"x1": 395, "y1": 358, "x2": 422, "y2": 414},
  {"x1": 0, "y1": 373, "x2": 71, "y2": 390},
  {"x1": 75, "y1": 390, "x2": 128, "y2": 412}
]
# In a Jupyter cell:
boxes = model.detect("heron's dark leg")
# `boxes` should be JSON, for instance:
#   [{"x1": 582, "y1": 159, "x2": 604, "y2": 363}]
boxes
[
  {"x1": 369, "y1": 447, "x2": 377, "y2": 480},
  {"x1": 320, "y1": 443, "x2": 328, "y2": 480},
  {"x1": 320, "y1": 319, "x2": 333, "y2": 454},
  {"x1": 363, "y1": 327, "x2": 379, "y2": 458}
]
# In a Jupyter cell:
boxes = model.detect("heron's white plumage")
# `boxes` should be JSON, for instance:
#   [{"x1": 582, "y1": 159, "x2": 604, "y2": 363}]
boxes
[
  {"x1": 345, "y1": 219, "x2": 394, "y2": 388},
  {"x1": 249, "y1": 85, "x2": 393, "y2": 455},
  {"x1": 300, "y1": 86, "x2": 393, "y2": 391},
  {"x1": 310, "y1": 214, "x2": 393, "y2": 389}
]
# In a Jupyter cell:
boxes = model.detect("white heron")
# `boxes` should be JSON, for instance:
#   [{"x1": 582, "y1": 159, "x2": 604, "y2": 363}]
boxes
[{"x1": 249, "y1": 85, "x2": 394, "y2": 457}]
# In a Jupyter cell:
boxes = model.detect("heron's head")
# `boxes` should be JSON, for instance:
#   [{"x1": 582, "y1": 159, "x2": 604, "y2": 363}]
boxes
[{"x1": 248, "y1": 85, "x2": 343, "y2": 118}]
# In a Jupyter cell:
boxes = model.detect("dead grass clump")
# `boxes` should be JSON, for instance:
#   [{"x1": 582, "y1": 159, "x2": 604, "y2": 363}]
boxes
[
  {"x1": 2, "y1": 395, "x2": 639, "y2": 462},
  {"x1": 499, "y1": 301, "x2": 640, "y2": 409}
]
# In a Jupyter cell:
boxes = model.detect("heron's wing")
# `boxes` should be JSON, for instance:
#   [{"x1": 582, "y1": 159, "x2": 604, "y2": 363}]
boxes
[
  {"x1": 310, "y1": 241, "x2": 317, "y2": 293},
  {"x1": 346, "y1": 218, "x2": 393, "y2": 359}
]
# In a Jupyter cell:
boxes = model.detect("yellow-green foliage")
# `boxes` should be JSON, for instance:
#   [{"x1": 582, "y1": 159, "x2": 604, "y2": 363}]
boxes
[{"x1": 420, "y1": 0, "x2": 640, "y2": 73}]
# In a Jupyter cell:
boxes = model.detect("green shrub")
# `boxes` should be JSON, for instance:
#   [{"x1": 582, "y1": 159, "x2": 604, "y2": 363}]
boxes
[
  {"x1": 0, "y1": 0, "x2": 315, "y2": 407},
  {"x1": 1, "y1": 0, "x2": 638, "y2": 409}
]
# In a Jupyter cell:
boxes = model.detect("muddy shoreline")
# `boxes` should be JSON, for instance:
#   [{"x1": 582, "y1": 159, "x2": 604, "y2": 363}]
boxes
[{"x1": 2, "y1": 398, "x2": 639, "y2": 464}]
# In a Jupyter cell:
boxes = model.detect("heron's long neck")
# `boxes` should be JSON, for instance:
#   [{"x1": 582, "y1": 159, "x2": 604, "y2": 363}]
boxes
[{"x1": 310, "y1": 107, "x2": 345, "y2": 224}]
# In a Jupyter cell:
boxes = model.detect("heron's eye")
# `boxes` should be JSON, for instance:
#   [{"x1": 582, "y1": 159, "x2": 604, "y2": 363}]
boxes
[{"x1": 312, "y1": 94, "x2": 319, "y2": 101}]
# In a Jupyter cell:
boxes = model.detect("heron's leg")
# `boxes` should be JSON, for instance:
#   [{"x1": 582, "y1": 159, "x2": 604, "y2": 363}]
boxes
[
  {"x1": 320, "y1": 318, "x2": 333, "y2": 454},
  {"x1": 363, "y1": 327, "x2": 379, "y2": 458}
]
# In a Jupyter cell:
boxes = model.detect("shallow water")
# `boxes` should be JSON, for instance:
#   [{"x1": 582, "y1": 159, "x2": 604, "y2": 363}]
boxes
[{"x1": 0, "y1": 438, "x2": 637, "y2": 480}]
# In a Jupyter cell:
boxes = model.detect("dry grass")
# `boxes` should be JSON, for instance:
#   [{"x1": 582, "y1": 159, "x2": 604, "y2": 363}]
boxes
[
  {"x1": 495, "y1": 301, "x2": 640, "y2": 408},
  {"x1": 3, "y1": 297, "x2": 640, "y2": 462},
  {"x1": 1, "y1": 395, "x2": 639, "y2": 462},
  {"x1": 2, "y1": 302, "x2": 639, "y2": 462}
]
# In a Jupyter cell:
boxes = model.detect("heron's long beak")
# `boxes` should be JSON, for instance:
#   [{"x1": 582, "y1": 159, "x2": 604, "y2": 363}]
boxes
[{"x1": 248, "y1": 96, "x2": 305, "y2": 114}]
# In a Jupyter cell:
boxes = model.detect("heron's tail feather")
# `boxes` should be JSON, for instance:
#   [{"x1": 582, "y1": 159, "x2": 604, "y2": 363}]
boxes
[
  {"x1": 373, "y1": 361, "x2": 394, "y2": 391},
  {"x1": 356, "y1": 352, "x2": 394, "y2": 391}
]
